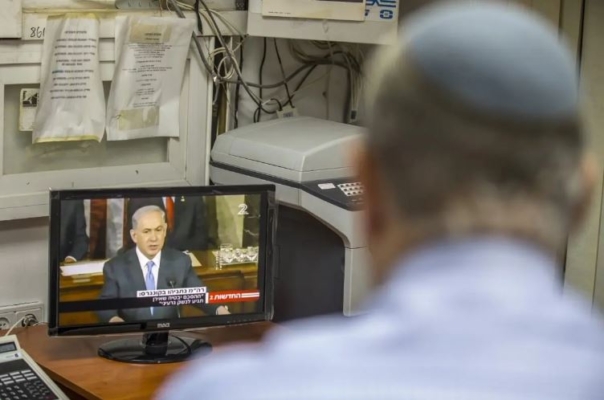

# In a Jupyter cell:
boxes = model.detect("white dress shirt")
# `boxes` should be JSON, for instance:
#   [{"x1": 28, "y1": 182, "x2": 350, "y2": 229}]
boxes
[
  {"x1": 157, "y1": 237, "x2": 604, "y2": 400},
  {"x1": 136, "y1": 247, "x2": 161, "y2": 290}
]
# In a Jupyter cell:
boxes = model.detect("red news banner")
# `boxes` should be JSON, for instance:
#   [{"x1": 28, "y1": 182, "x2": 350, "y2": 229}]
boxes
[
  {"x1": 207, "y1": 290, "x2": 260, "y2": 304},
  {"x1": 136, "y1": 287, "x2": 260, "y2": 307}
]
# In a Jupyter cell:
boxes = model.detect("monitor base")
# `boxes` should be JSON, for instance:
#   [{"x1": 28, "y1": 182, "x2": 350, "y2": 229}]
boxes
[{"x1": 98, "y1": 332, "x2": 211, "y2": 364}]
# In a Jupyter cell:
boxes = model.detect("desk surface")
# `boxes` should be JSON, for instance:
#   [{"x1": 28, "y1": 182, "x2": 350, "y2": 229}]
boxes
[{"x1": 15, "y1": 323, "x2": 275, "y2": 400}]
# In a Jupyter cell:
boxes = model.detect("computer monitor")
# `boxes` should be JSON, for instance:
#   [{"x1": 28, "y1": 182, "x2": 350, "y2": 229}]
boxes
[{"x1": 47, "y1": 185, "x2": 276, "y2": 364}]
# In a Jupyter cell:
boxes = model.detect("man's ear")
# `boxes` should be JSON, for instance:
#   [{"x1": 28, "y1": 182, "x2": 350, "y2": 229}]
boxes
[
  {"x1": 352, "y1": 141, "x2": 385, "y2": 238},
  {"x1": 130, "y1": 230, "x2": 137, "y2": 244},
  {"x1": 571, "y1": 152, "x2": 599, "y2": 231}
]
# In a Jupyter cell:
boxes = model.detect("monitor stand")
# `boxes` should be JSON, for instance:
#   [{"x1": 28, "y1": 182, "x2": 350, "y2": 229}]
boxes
[{"x1": 98, "y1": 332, "x2": 212, "y2": 364}]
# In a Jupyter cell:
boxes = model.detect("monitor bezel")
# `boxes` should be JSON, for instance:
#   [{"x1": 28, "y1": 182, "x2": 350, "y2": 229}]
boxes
[{"x1": 48, "y1": 185, "x2": 277, "y2": 336}]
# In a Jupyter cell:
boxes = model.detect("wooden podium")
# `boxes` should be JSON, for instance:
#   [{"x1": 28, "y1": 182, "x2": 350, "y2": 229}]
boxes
[{"x1": 15, "y1": 323, "x2": 275, "y2": 400}]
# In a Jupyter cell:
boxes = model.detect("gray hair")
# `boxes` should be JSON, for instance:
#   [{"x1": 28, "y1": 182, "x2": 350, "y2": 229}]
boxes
[
  {"x1": 131, "y1": 205, "x2": 166, "y2": 230},
  {"x1": 364, "y1": 9, "x2": 586, "y2": 251}
]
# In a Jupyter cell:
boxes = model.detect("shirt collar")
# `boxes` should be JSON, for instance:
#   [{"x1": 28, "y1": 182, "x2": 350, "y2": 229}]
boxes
[
  {"x1": 369, "y1": 236, "x2": 562, "y2": 314},
  {"x1": 135, "y1": 246, "x2": 162, "y2": 269}
]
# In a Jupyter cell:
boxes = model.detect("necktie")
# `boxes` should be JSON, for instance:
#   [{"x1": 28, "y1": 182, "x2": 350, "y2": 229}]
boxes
[
  {"x1": 145, "y1": 261, "x2": 155, "y2": 316},
  {"x1": 165, "y1": 197, "x2": 175, "y2": 232}
]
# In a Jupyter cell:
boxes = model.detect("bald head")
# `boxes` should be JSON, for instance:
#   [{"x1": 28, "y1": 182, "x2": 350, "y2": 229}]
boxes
[{"x1": 360, "y1": 0, "x2": 595, "y2": 278}]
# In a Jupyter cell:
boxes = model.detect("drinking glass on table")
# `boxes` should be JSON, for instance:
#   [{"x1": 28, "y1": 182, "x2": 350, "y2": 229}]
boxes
[{"x1": 218, "y1": 244, "x2": 233, "y2": 270}]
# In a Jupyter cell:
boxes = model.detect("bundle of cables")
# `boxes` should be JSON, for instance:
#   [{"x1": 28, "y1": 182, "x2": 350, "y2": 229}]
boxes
[{"x1": 165, "y1": 0, "x2": 364, "y2": 126}]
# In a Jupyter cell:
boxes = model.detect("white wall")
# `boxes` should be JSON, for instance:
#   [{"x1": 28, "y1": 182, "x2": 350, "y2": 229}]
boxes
[
  {"x1": 0, "y1": 37, "x2": 357, "y2": 315},
  {"x1": 0, "y1": 218, "x2": 49, "y2": 306}
]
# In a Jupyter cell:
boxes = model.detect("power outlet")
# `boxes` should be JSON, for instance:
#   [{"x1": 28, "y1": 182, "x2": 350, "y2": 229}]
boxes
[
  {"x1": 16, "y1": 308, "x2": 44, "y2": 327},
  {"x1": 0, "y1": 302, "x2": 44, "y2": 330},
  {"x1": 0, "y1": 314, "x2": 11, "y2": 330}
]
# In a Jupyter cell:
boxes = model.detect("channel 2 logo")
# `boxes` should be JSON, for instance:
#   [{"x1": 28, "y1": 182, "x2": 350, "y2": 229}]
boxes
[{"x1": 365, "y1": 0, "x2": 397, "y2": 20}]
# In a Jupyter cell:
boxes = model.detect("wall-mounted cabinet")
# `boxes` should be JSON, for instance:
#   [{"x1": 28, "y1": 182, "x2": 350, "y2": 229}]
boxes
[{"x1": 0, "y1": 27, "x2": 213, "y2": 221}]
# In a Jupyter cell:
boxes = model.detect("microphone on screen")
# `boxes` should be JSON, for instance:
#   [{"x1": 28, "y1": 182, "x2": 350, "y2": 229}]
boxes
[{"x1": 167, "y1": 278, "x2": 181, "y2": 319}]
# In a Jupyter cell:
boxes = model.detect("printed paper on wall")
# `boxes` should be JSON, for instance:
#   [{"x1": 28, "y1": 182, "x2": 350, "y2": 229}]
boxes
[
  {"x1": 106, "y1": 16, "x2": 195, "y2": 141},
  {"x1": 33, "y1": 14, "x2": 105, "y2": 143}
]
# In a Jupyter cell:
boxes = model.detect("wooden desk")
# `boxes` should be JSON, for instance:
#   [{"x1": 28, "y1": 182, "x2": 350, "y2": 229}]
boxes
[
  {"x1": 59, "y1": 251, "x2": 259, "y2": 325},
  {"x1": 15, "y1": 323, "x2": 275, "y2": 400}
]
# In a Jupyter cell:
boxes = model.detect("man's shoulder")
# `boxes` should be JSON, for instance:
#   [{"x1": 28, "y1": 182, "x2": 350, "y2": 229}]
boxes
[
  {"x1": 157, "y1": 302, "x2": 604, "y2": 400},
  {"x1": 105, "y1": 248, "x2": 136, "y2": 267},
  {"x1": 157, "y1": 316, "x2": 354, "y2": 399}
]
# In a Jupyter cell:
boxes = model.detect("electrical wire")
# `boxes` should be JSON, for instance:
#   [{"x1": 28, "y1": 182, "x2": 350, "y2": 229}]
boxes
[
  {"x1": 171, "y1": 0, "x2": 359, "y2": 87},
  {"x1": 192, "y1": 0, "x2": 270, "y2": 111},
  {"x1": 233, "y1": 42, "x2": 243, "y2": 128},
  {"x1": 4, "y1": 317, "x2": 25, "y2": 337},
  {"x1": 280, "y1": 64, "x2": 324, "y2": 105},
  {"x1": 176, "y1": 1, "x2": 246, "y2": 37},
  {"x1": 171, "y1": 0, "x2": 351, "y2": 114},
  {"x1": 324, "y1": 41, "x2": 335, "y2": 120},
  {"x1": 289, "y1": 40, "x2": 362, "y2": 123},
  {"x1": 167, "y1": 0, "x2": 364, "y2": 123},
  {"x1": 255, "y1": 38, "x2": 268, "y2": 122},
  {"x1": 273, "y1": 39, "x2": 293, "y2": 108},
  {"x1": 168, "y1": 0, "x2": 215, "y2": 77},
  {"x1": 194, "y1": 0, "x2": 203, "y2": 35}
]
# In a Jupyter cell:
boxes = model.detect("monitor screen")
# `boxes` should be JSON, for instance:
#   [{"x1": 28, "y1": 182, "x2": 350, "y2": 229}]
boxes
[{"x1": 48, "y1": 185, "x2": 276, "y2": 336}]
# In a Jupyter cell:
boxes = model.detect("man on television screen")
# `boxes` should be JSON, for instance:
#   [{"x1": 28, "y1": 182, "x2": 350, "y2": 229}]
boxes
[
  {"x1": 97, "y1": 205, "x2": 229, "y2": 323},
  {"x1": 124, "y1": 196, "x2": 218, "y2": 252}
]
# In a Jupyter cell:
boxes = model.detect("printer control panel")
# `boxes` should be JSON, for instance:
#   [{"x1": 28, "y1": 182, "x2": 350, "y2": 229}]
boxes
[
  {"x1": 338, "y1": 182, "x2": 363, "y2": 197},
  {"x1": 302, "y1": 178, "x2": 364, "y2": 211}
]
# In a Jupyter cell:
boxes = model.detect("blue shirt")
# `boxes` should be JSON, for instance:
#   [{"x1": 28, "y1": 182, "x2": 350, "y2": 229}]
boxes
[{"x1": 157, "y1": 238, "x2": 604, "y2": 400}]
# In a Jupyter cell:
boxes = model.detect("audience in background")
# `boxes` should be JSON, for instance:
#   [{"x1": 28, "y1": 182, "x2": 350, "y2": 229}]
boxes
[{"x1": 59, "y1": 200, "x2": 89, "y2": 263}]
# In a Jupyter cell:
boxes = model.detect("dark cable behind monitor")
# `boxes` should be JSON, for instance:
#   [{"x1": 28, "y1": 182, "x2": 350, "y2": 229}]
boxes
[
  {"x1": 273, "y1": 39, "x2": 294, "y2": 108},
  {"x1": 194, "y1": 0, "x2": 203, "y2": 34},
  {"x1": 169, "y1": 0, "x2": 362, "y2": 117},
  {"x1": 254, "y1": 38, "x2": 268, "y2": 123},
  {"x1": 233, "y1": 43, "x2": 244, "y2": 128},
  {"x1": 170, "y1": 0, "x2": 362, "y2": 131}
]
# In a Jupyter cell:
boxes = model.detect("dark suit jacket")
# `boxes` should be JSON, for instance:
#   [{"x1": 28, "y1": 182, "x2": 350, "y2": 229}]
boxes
[
  {"x1": 60, "y1": 200, "x2": 89, "y2": 261},
  {"x1": 97, "y1": 247, "x2": 218, "y2": 322},
  {"x1": 125, "y1": 196, "x2": 217, "y2": 252}
]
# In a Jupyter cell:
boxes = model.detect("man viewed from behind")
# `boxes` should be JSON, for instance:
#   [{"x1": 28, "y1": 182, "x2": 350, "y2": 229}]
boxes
[{"x1": 158, "y1": 1, "x2": 604, "y2": 399}]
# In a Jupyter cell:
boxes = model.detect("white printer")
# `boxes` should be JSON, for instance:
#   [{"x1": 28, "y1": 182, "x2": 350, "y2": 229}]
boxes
[{"x1": 210, "y1": 117, "x2": 371, "y2": 321}]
